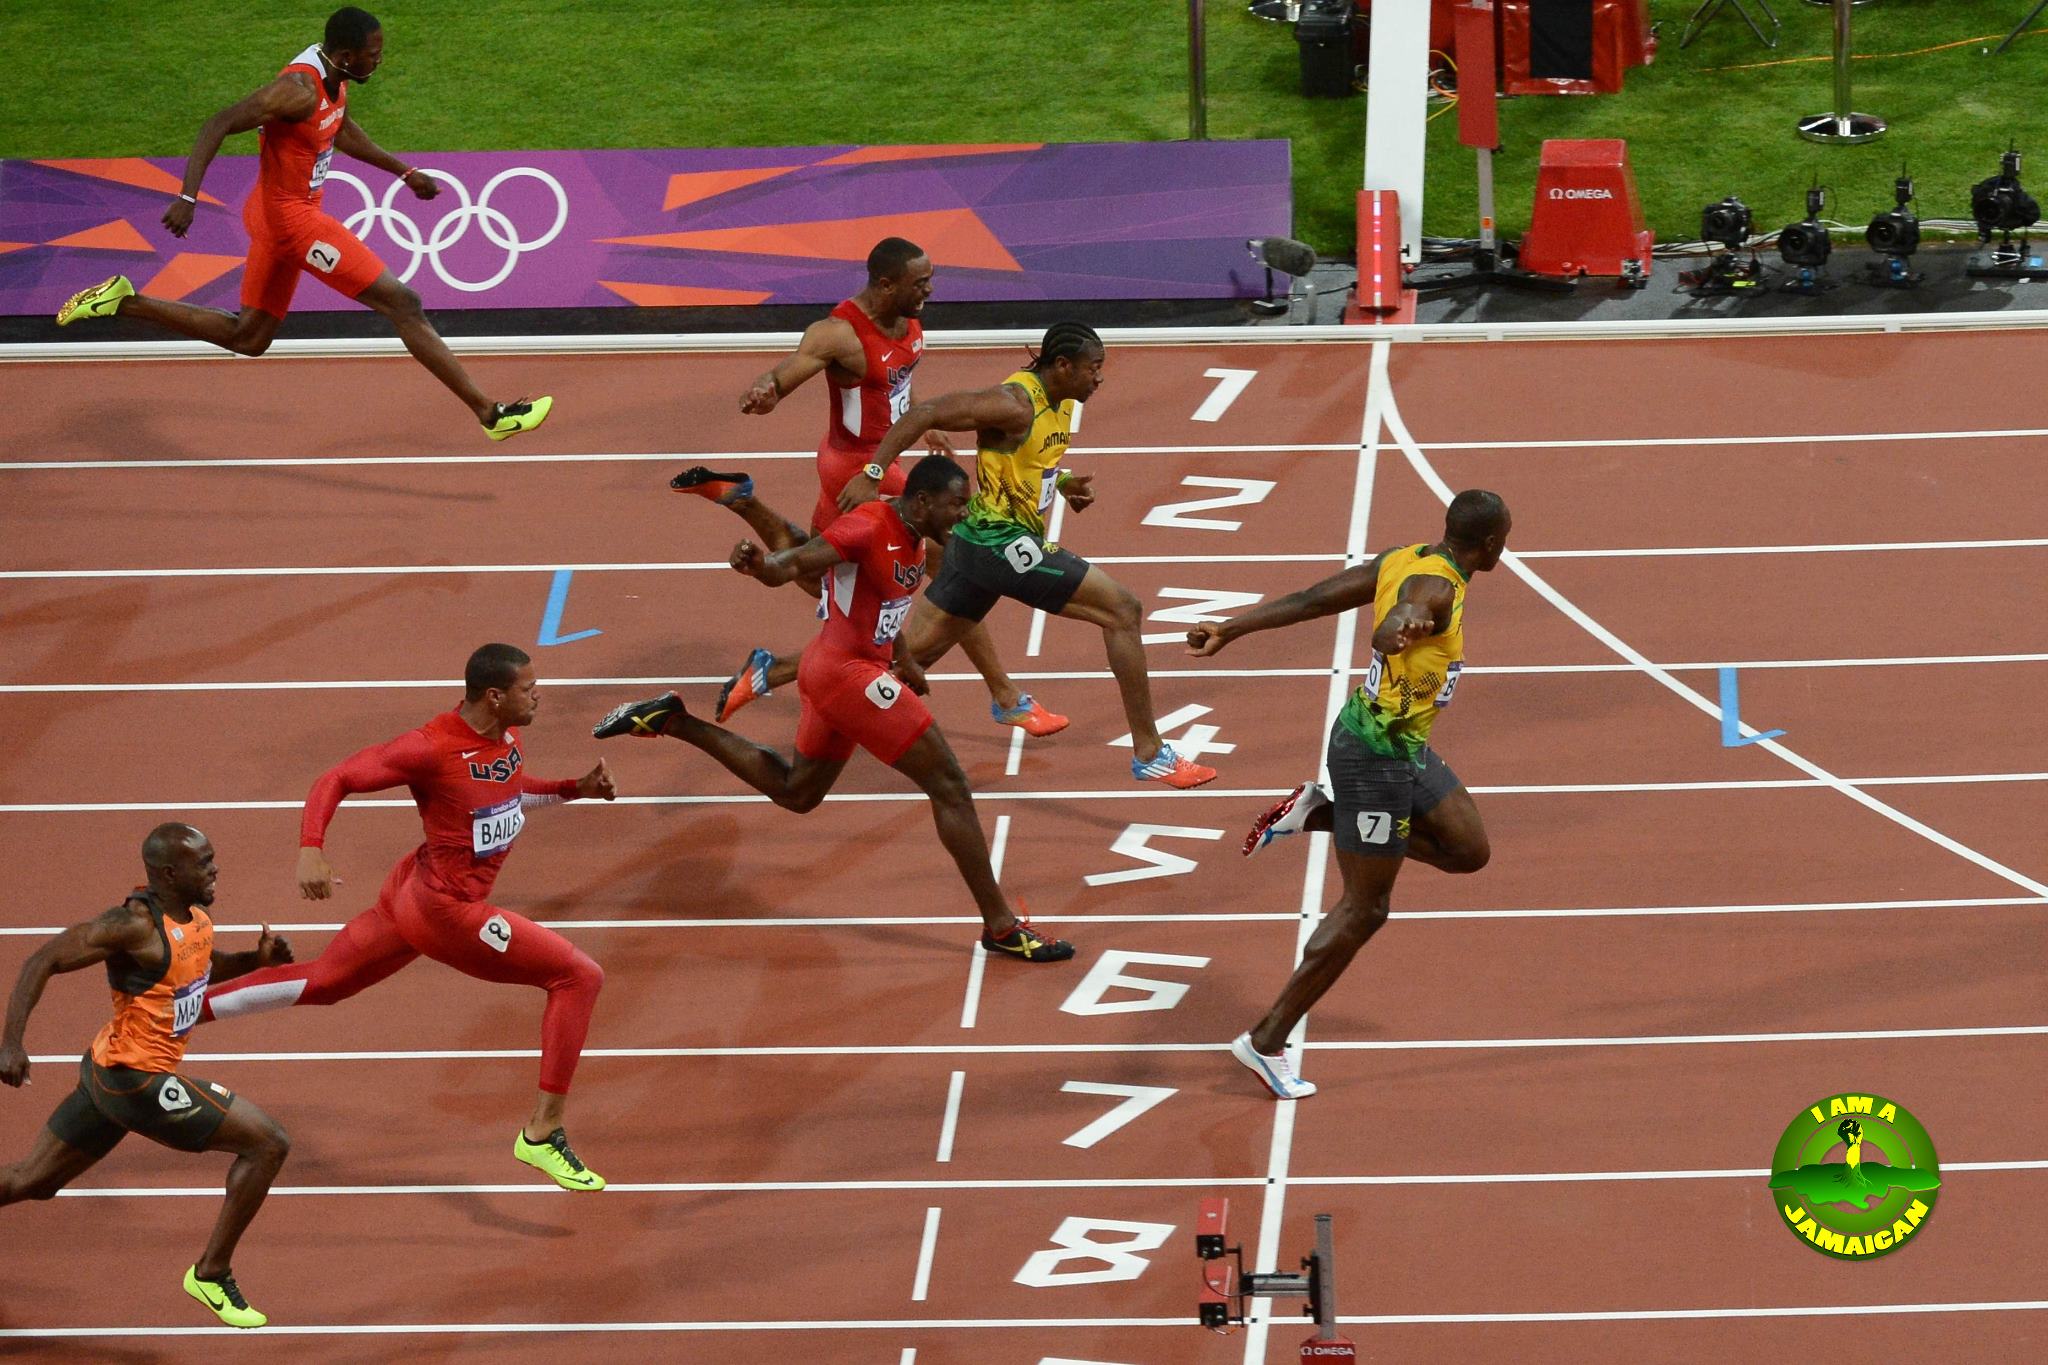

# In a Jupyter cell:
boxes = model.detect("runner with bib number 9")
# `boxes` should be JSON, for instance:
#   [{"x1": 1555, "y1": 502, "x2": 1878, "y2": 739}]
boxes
[
  {"x1": 595, "y1": 454, "x2": 1075, "y2": 964},
  {"x1": 1185, "y1": 490, "x2": 1511, "y2": 1101},
  {"x1": 197, "y1": 644, "x2": 617, "y2": 1190}
]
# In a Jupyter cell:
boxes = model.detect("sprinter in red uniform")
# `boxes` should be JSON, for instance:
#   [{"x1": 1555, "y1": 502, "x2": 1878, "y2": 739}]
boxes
[
  {"x1": 200, "y1": 644, "x2": 616, "y2": 1189},
  {"x1": 53, "y1": 7, "x2": 550, "y2": 441},
  {"x1": 599, "y1": 454, "x2": 1074, "y2": 965},
  {"x1": 2, "y1": 825, "x2": 294, "y2": 1327},
  {"x1": 670, "y1": 237, "x2": 1065, "y2": 735}
]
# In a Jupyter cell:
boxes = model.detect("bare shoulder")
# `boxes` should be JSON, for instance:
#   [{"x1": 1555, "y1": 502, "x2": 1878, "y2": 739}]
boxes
[{"x1": 85, "y1": 898, "x2": 157, "y2": 952}]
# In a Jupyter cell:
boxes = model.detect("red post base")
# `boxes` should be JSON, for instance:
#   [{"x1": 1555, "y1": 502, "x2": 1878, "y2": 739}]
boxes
[{"x1": 1345, "y1": 189, "x2": 1415, "y2": 324}]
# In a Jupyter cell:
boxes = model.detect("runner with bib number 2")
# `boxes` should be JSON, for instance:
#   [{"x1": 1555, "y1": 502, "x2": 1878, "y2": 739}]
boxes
[
  {"x1": 1186, "y1": 491, "x2": 1512, "y2": 1101},
  {"x1": 596, "y1": 453, "x2": 1075, "y2": 964}
]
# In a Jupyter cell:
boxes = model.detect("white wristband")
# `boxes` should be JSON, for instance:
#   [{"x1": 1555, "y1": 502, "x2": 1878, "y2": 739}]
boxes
[{"x1": 178, "y1": 193, "x2": 198, "y2": 204}]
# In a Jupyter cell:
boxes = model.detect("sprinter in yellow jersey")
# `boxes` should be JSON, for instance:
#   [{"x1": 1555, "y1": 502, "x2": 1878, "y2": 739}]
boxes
[
  {"x1": 1, "y1": 824, "x2": 295, "y2": 1326},
  {"x1": 1186, "y1": 491, "x2": 1511, "y2": 1099},
  {"x1": 848, "y1": 322, "x2": 1217, "y2": 788}
]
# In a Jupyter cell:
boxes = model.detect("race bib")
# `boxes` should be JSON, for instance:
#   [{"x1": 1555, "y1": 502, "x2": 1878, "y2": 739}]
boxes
[
  {"x1": 888, "y1": 372, "x2": 913, "y2": 423},
  {"x1": 1003, "y1": 536, "x2": 1046, "y2": 575},
  {"x1": 1435, "y1": 660, "x2": 1463, "y2": 707},
  {"x1": 1361, "y1": 649, "x2": 1386, "y2": 698},
  {"x1": 864, "y1": 672, "x2": 903, "y2": 710},
  {"x1": 157, "y1": 1077, "x2": 195, "y2": 1112},
  {"x1": 310, "y1": 146, "x2": 333, "y2": 192},
  {"x1": 873, "y1": 595, "x2": 912, "y2": 646},
  {"x1": 1037, "y1": 468, "x2": 1062, "y2": 513},
  {"x1": 170, "y1": 972, "x2": 210, "y2": 1038},
  {"x1": 471, "y1": 797, "x2": 524, "y2": 860}
]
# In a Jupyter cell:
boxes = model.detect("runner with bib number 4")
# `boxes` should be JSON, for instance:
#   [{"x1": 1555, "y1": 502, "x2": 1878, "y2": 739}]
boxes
[
  {"x1": 1186, "y1": 491, "x2": 1511, "y2": 1100},
  {"x1": 595, "y1": 454, "x2": 1075, "y2": 964}
]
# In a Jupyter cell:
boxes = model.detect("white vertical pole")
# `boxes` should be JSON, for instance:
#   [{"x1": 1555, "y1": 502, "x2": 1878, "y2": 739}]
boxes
[{"x1": 1363, "y1": 2, "x2": 1431, "y2": 262}]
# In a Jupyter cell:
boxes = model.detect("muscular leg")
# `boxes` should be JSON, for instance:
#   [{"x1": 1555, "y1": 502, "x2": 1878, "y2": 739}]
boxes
[
  {"x1": 664, "y1": 710, "x2": 848, "y2": 813},
  {"x1": 890, "y1": 726, "x2": 1020, "y2": 937},
  {"x1": 355, "y1": 273, "x2": 497, "y2": 421},
  {"x1": 114, "y1": 297, "x2": 283, "y2": 357},
  {"x1": 0, "y1": 1128, "x2": 104, "y2": 1206},
  {"x1": 906, "y1": 595, "x2": 983, "y2": 672},
  {"x1": 203, "y1": 900, "x2": 419, "y2": 1022},
  {"x1": 1402, "y1": 788, "x2": 1490, "y2": 875},
  {"x1": 918, "y1": 539, "x2": 1025, "y2": 710},
  {"x1": 192, "y1": 1097, "x2": 290, "y2": 1281},
  {"x1": 1054, "y1": 566, "x2": 1162, "y2": 761},
  {"x1": 724, "y1": 494, "x2": 811, "y2": 557},
  {"x1": 1248, "y1": 848, "x2": 1404, "y2": 1056}
]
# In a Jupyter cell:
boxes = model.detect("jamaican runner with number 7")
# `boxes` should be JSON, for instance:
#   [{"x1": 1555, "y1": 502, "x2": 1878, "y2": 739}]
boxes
[{"x1": 594, "y1": 453, "x2": 1075, "y2": 965}]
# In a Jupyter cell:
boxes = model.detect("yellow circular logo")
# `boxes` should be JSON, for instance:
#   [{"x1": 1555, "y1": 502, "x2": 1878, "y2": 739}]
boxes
[{"x1": 1768, "y1": 1092, "x2": 1940, "y2": 1259}]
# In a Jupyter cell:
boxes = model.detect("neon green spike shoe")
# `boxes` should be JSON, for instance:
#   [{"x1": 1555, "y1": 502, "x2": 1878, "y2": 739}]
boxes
[
  {"x1": 483, "y1": 395, "x2": 553, "y2": 441},
  {"x1": 55, "y1": 275, "x2": 134, "y2": 326},
  {"x1": 183, "y1": 1265, "x2": 267, "y2": 1328},
  {"x1": 515, "y1": 1126, "x2": 606, "y2": 1191}
]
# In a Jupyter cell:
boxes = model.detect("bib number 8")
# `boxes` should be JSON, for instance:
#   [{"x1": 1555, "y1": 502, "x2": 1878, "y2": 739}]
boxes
[{"x1": 1003, "y1": 537, "x2": 1046, "y2": 575}]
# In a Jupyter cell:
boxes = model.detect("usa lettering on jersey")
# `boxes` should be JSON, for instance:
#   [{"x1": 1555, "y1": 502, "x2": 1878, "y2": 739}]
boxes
[{"x1": 469, "y1": 746, "x2": 524, "y2": 783}]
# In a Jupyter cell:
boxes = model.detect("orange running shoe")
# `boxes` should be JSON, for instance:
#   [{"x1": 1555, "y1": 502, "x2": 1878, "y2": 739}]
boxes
[
  {"x1": 1132, "y1": 743, "x2": 1217, "y2": 789},
  {"x1": 669, "y1": 466, "x2": 755, "y2": 505},
  {"x1": 992, "y1": 693, "x2": 1069, "y2": 737},
  {"x1": 717, "y1": 647, "x2": 776, "y2": 722}
]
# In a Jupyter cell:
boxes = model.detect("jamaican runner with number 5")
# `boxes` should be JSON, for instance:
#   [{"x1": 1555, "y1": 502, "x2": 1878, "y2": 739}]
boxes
[
  {"x1": 1186, "y1": 491, "x2": 1511, "y2": 1100},
  {"x1": 594, "y1": 454, "x2": 1075, "y2": 964}
]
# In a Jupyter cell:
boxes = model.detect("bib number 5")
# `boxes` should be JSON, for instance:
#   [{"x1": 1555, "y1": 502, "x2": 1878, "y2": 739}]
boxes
[{"x1": 1003, "y1": 537, "x2": 1046, "y2": 575}]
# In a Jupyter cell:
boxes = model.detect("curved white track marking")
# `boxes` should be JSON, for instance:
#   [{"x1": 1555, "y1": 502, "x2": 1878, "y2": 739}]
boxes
[{"x1": 1373, "y1": 366, "x2": 2048, "y2": 903}]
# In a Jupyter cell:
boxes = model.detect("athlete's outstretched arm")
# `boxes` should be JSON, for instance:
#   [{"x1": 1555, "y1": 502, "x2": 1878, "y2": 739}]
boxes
[
  {"x1": 518, "y1": 762, "x2": 615, "y2": 806},
  {"x1": 844, "y1": 385, "x2": 1033, "y2": 512},
  {"x1": 730, "y1": 531, "x2": 847, "y2": 589},
  {"x1": 162, "y1": 74, "x2": 319, "y2": 238},
  {"x1": 1186, "y1": 555, "x2": 1386, "y2": 658},
  {"x1": 210, "y1": 927, "x2": 296, "y2": 986},
  {"x1": 0, "y1": 904, "x2": 157, "y2": 1087},
  {"x1": 295, "y1": 731, "x2": 439, "y2": 901},
  {"x1": 335, "y1": 116, "x2": 438, "y2": 201},
  {"x1": 1371, "y1": 575, "x2": 1457, "y2": 657},
  {"x1": 740, "y1": 317, "x2": 860, "y2": 415}
]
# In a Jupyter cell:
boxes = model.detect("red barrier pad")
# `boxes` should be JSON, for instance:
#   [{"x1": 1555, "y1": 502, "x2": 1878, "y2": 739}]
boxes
[
  {"x1": 1517, "y1": 139, "x2": 1653, "y2": 279},
  {"x1": 1500, "y1": 0, "x2": 1654, "y2": 96},
  {"x1": 1346, "y1": 189, "x2": 1415, "y2": 323}
]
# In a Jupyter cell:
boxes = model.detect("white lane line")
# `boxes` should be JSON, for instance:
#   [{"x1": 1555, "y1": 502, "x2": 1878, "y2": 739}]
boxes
[
  {"x1": 0, "y1": 553, "x2": 1345, "y2": 580},
  {"x1": 1422, "y1": 426, "x2": 2048, "y2": 451},
  {"x1": 1001, "y1": 726, "x2": 1027, "y2": 778},
  {"x1": 1519, "y1": 537, "x2": 2048, "y2": 559},
  {"x1": 52, "y1": 1022, "x2": 2038, "y2": 1065},
  {"x1": 6, "y1": 894, "x2": 2037, "y2": 939},
  {"x1": 1022, "y1": 493, "x2": 1070, "y2": 659},
  {"x1": 0, "y1": 441, "x2": 1356, "y2": 473},
  {"x1": 9, "y1": 651, "x2": 2048, "y2": 695},
  {"x1": 935, "y1": 1071, "x2": 966, "y2": 1164},
  {"x1": 910, "y1": 1207, "x2": 941, "y2": 1302},
  {"x1": 957, "y1": 815, "x2": 1007, "y2": 1030},
  {"x1": 1379, "y1": 379, "x2": 2048, "y2": 904},
  {"x1": 5, "y1": 1301, "x2": 2042, "y2": 1338},
  {"x1": 49, "y1": 1159, "x2": 2046, "y2": 1199},
  {"x1": 14, "y1": 768, "x2": 2048, "y2": 815},
  {"x1": 1245, "y1": 337, "x2": 1388, "y2": 1365}
]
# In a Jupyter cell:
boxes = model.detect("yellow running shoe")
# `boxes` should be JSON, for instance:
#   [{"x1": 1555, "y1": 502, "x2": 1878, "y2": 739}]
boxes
[
  {"x1": 484, "y1": 395, "x2": 553, "y2": 441},
  {"x1": 183, "y1": 1265, "x2": 267, "y2": 1328},
  {"x1": 55, "y1": 275, "x2": 134, "y2": 326},
  {"x1": 515, "y1": 1126, "x2": 605, "y2": 1191}
]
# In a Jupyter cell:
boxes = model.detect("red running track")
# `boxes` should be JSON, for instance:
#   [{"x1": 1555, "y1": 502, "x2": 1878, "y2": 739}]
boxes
[{"x1": 1, "y1": 331, "x2": 2045, "y2": 1362}]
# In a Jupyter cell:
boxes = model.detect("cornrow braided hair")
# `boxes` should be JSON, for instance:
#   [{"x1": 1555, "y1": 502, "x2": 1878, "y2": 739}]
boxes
[{"x1": 1025, "y1": 321, "x2": 1103, "y2": 372}]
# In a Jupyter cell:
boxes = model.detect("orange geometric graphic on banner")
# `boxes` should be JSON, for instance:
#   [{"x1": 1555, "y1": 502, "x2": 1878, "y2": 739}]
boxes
[
  {"x1": 602, "y1": 207, "x2": 1022, "y2": 272},
  {"x1": 139, "y1": 252, "x2": 246, "y2": 301},
  {"x1": 817, "y1": 143, "x2": 1042, "y2": 166},
  {"x1": 35, "y1": 158, "x2": 225, "y2": 206},
  {"x1": 0, "y1": 242, "x2": 32, "y2": 256},
  {"x1": 46, "y1": 219, "x2": 155, "y2": 253},
  {"x1": 598, "y1": 280, "x2": 775, "y2": 307},
  {"x1": 662, "y1": 167, "x2": 801, "y2": 211}
]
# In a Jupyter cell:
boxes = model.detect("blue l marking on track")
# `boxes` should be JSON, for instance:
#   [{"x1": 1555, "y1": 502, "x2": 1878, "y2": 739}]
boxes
[
  {"x1": 1718, "y1": 666, "x2": 1784, "y2": 747},
  {"x1": 537, "y1": 569, "x2": 602, "y2": 647}
]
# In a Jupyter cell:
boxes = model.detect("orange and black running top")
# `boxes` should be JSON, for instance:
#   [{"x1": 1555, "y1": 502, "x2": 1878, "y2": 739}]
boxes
[{"x1": 89, "y1": 890, "x2": 212, "y2": 1075}]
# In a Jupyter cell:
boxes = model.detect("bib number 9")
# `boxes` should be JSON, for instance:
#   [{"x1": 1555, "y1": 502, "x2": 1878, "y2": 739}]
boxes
[{"x1": 1003, "y1": 537, "x2": 1046, "y2": 574}]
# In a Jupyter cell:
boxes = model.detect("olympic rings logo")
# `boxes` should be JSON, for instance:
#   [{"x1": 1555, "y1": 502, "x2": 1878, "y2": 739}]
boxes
[{"x1": 324, "y1": 167, "x2": 569, "y2": 293}]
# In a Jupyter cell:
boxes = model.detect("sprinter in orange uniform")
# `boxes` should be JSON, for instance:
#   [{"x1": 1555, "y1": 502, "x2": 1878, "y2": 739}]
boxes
[{"x1": 0, "y1": 825, "x2": 295, "y2": 1328}]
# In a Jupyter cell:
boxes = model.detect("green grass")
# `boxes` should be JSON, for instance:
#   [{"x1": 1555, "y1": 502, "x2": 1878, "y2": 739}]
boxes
[{"x1": 2, "y1": 1, "x2": 2044, "y2": 257}]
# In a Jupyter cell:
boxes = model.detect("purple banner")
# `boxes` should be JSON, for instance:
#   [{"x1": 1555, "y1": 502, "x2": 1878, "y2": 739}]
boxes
[{"x1": 0, "y1": 141, "x2": 1291, "y2": 315}]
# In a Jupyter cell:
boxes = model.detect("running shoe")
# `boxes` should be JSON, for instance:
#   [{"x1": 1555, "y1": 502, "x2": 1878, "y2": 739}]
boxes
[
  {"x1": 1230, "y1": 1032, "x2": 1317, "y2": 1101},
  {"x1": 1132, "y1": 743, "x2": 1217, "y2": 789},
  {"x1": 514, "y1": 1126, "x2": 606, "y2": 1191},
  {"x1": 981, "y1": 918, "x2": 1076, "y2": 963},
  {"x1": 717, "y1": 647, "x2": 776, "y2": 722},
  {"x1": 1243, "y1": 780, "x2": 1331, "y2": 857},
  {"x1": 183, "y1": 1265, "x2": 266, "y2": 1328},
  {"x1": 992, "y1": 693, "x2": 1069, "y2": 737},
  {"x1": 483, "y1": 395, "x2": 553, "y2": 442},
  {"x1": 592, "y1": 690, "x2": 685, "y2": 739},
  {"x1": 55, "y1": 274, "x2": 133, "y2": 326},
  {"x1": 669, "y1": 466, "x2": 756, "y2": 505}
]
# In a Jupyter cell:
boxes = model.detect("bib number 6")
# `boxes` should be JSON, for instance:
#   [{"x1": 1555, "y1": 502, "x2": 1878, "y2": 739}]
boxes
[
  {"x1": 1003, "y1": 537, "x2": 1046, "y2": 575},
  {"x1": 864, "y1": 673, "x2": 902, "y2": 710}
]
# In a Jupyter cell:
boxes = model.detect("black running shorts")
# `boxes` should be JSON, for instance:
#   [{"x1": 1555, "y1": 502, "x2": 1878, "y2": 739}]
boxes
[
  {"x1": 1325, "y1": 721, "x2": 1462, "y2": 859},
  {"x1": 46, "y1": 1052, "x2": 234, "y2": 1158},
  {"x1": 925, "y1": 532, "x2": 1091, "y2": 622}
]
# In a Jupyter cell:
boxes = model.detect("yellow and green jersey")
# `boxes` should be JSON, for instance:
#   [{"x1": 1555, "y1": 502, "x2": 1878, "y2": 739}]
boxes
[
  {"x1": 952, "y1": 369, "x2": 1075, "y2": 547},
  {"x1": 1337, "y1": 543, "x2": 1468, "y2": 766}
]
